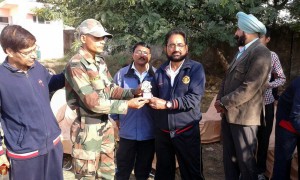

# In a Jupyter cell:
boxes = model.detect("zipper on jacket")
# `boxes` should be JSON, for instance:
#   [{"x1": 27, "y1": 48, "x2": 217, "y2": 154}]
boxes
[
  {"x1": 26, "y1": 70, "x2": 49, "y2": 151},
  {"x1": 168, "y1": 74, "x2": 177, "y2": 131},
  {"x1": 24, "y1": 71, "x2": 29, "y2": 77}
]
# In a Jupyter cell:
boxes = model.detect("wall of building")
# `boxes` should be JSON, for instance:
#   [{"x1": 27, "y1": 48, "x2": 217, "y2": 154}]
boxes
[
  {"x1": 288, "y1": 31, "x2": 300, "y2": 81},
  {"x1": 0, "y1": 0, "x2": 64, "y2": 62},
  {"x1": 261, "y1": 26, "x2": 300, "y2": 82}
]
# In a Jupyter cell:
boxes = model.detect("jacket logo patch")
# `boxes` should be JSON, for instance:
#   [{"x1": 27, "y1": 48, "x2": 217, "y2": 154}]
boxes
[
  {"x1": 182, "y1": 76, "x2": 190, "y2": 84},
  {"x1": 38, "y1": 79, "x2": 44, "y2": 87}
]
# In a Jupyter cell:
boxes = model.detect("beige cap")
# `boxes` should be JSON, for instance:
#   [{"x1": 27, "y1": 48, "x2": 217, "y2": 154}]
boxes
[{"x1": 78, "y1": 19, "x2": 112, "y2": 38}]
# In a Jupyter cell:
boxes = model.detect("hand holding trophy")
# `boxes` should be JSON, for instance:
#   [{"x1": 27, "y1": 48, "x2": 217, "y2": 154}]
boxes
[{"x1": 141, "y1": 81, "x2": 152, "y2": 99}]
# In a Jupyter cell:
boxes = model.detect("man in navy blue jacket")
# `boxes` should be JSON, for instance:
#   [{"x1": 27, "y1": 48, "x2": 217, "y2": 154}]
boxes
[
  {"x1": 272, "y1": 76, "x2": 300, "y2": 179},
  {"x1": 0, "y1": 25, "x2": 65, "y2": 180},
  {"x1": 111, "y1": 42, "x2": 156, "y2": 180},
  {"x1": 149, "y1": 29, "x2": 206, "y2": 180}
]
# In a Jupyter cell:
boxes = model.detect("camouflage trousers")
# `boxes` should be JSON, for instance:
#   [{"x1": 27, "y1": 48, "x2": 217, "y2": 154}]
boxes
[{"x1": 72, "y1": 120, "x2": 115, "y2": 180}]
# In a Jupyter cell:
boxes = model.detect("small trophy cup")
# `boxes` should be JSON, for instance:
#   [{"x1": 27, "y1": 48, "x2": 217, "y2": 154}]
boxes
[{"x1": 141, "y1": 81, "x2": 152, "y2": 99}]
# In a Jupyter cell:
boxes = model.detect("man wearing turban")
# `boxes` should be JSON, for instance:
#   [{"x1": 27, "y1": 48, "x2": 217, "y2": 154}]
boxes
[{"x1": 215, "y1": 12, "x2": 272, "y2": 180}]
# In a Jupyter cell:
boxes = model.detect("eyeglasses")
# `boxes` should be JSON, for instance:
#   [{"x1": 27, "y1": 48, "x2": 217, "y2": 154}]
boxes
[
  {"x1": 167, "y1": 43, "x2": 186, "y2": 50},
  {"x1": 18, "y1": 46, "x2": 38, "y2": 57},
  {"x1": 135, "y1": 50, "x2": 149, "y2": 56}
]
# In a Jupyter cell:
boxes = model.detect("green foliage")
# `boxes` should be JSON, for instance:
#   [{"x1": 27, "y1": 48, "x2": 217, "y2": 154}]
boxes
[
  {"x1": 286, "y1": 0, "x2": 300, "y2": 31},
  {"x1": 36, "y1": 0, "x2": 300, "y2": 57},
  {"x1": 33, "y1": 7, "x2": 58, "y2": 21},
  {"x1": 70, "y1": 39, "x2": 81, "y2": 54},
  {"x1": 103, "y1": 52, "x2": 132, "y2": 76}
]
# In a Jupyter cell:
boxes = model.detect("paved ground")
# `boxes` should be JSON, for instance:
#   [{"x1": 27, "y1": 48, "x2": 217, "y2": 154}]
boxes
[
  {"x1": 0, "y1": 174, "x2": 8, "y2": 180},
  {"x1": 63, "y1": 170, "x2": 75, "y2": 180}
]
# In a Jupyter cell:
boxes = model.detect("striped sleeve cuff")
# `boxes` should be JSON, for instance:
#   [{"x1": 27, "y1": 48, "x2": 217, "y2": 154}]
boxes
[
  {"x1": 172, "y1": 99, "x2": 179, "y2": 109},
  {"x1": 0, "y1": 147, "x2": 4, "y2": 156}
]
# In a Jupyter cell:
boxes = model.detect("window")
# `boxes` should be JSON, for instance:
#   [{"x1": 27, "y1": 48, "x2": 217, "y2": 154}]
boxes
[
  {"x1": 0, "y1": 17, "x2": 9, "y2": 24},
  {"x1": 33, "y1": 15, "x2": 49, "y2": 24}
]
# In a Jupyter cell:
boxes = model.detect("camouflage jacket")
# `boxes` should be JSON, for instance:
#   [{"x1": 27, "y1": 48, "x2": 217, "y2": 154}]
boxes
[{"x1": 65, "y1": 47, "x2": 134, "y2": 119}]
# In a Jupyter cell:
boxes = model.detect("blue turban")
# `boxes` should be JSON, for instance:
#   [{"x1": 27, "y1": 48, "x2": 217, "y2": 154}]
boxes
[{"x1": 236, "y1": 12, "x2": 266, "y2": 35}]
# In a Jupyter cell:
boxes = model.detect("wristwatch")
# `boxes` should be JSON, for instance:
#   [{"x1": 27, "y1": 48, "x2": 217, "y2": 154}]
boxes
[{"x1": 166, "y1": 101, "x2": 173, "y2": 109}]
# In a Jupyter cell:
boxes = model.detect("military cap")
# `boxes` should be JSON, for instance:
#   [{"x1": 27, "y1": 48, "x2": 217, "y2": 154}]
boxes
[{"x1": 78, "y1": 19, "x2": 112, "y2": 38}]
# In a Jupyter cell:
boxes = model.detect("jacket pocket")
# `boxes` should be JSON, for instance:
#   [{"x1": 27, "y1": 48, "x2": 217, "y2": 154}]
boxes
[
  {"x1": 72, "y1": 148, "x2": 97, "y2": 177},
  {"x1": 91, "y1": 77, "x2": 105, "y2": 91},
  {"x1": 234, "y1": 65, "x2": 247, "y2": 81},
  {"x1": 17, "y1": 126, "x2": 25, "y2": 146}
]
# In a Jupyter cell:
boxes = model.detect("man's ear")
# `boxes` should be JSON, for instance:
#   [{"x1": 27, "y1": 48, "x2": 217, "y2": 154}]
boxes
[
  {"x1": 6, "y1": 48, "x2": 14, "y2": 57},
  {"x1": 80, "y1": 35, "x2": 86, "y2": 44},
  {"x1": 148, "y1": 53, "x2": 152, "y2": 61},
  {"x1": 266, "y1": 37, "x2": 271, "y2": 44},
  {"x1": 163, "y1": 46, "x2": 167, "y2": 53}
]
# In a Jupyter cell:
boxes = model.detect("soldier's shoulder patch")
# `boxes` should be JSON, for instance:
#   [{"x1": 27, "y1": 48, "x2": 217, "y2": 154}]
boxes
[{"x1": 69, "y1": 55, "x2": 85, "y2": 68}]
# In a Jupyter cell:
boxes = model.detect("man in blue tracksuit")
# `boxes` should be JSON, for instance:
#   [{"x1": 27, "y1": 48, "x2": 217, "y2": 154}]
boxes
[
  {"x1": 0, "y1": 25, "x2": 65, "y2": 180},
  {"x1": 149, "y1": 29, "x2": 206, "y2": 180},
  {"x1": 111, "y1": 42, "x2": 156, "y2": 180}
]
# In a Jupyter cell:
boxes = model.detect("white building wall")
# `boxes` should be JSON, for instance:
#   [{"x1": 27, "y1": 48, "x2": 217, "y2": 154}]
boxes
[
  {"x1": 23, "y1": 21, "x2": 64, "y2": 61},
  {"x1": 0, "y1": 0, "x2": 64, "y2": 63},
  {"x1": 0, "y1": 24, "x2": 7, "y2": 61}
]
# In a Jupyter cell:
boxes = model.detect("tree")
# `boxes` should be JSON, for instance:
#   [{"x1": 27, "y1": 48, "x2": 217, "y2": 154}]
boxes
[{"x1": 36, "y1": 0, "x2": 299, "y2": 64}]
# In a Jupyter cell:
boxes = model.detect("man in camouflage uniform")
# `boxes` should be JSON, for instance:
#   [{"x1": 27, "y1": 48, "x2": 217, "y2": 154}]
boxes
[{"x1": 65, "y1": 19, "x2": 148, "y2": 180}]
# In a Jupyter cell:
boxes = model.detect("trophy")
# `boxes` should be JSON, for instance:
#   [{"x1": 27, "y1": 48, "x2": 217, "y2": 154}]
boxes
[{"x1": 141, "y1": 81, "x2": 152, "y2": 99}]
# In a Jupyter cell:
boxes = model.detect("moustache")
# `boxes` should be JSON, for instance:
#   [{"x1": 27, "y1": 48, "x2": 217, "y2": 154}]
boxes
[
  {"x1": 139, "y1": 57, "x2": 147, "y2": 60},
  {"x1": 172, "y1": 51, "x2": 181, "y2": 55}
]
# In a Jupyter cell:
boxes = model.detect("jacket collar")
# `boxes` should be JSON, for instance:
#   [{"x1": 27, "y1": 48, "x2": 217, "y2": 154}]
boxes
[
  {"x1": 229, "y1": 39, "x2": 261, "y2": 73},
  {"x1": 125, "y1": 62, "x2": 155, "y2": 78},
  {"x1": 237, "y1": 39, "x2": 260, "y2": 61},
  {"x1": 78, "y1": 47, "x2": 104, "y2": 65},
  {"x1": 2, "y1": 57, "x2": 35, "y2": 73},
  {"x1": 161, "y1": 58, "x2": 192, "y2": 72}
]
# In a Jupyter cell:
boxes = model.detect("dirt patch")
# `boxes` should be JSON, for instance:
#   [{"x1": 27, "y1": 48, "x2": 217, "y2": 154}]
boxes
[
  {"x1": 127, "y1": 142, "x2": 224, "y2": 179},
  {"x1": 203, "y1": 142, "x2": 224, "y2": 180}
]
